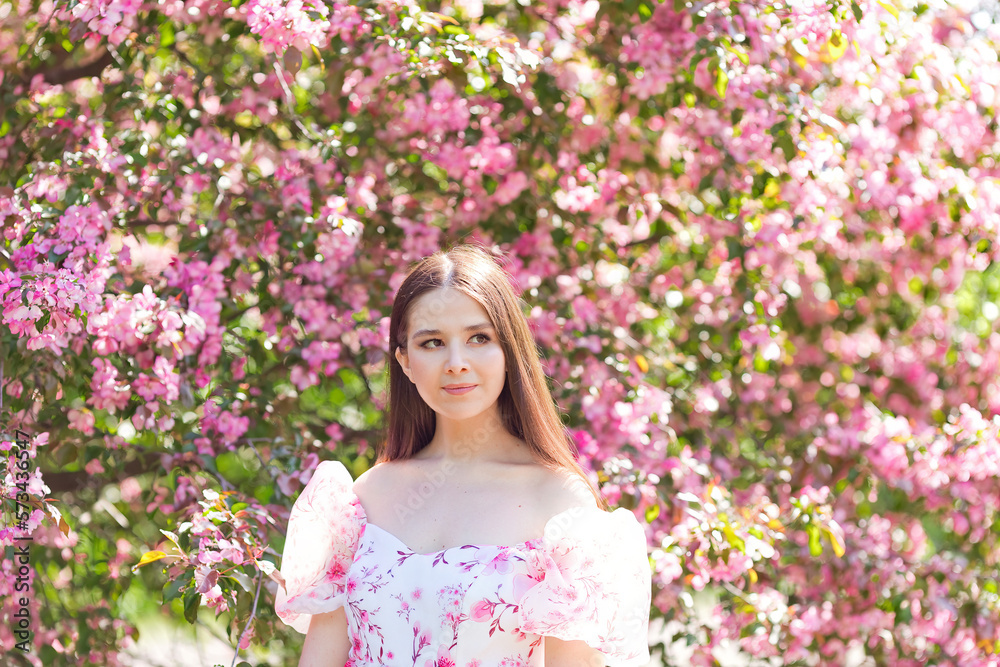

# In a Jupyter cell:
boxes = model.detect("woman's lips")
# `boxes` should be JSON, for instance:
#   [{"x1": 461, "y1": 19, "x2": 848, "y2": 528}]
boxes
[{"x1": 443, "y1": 385, "x2": 476, "y2": 395}]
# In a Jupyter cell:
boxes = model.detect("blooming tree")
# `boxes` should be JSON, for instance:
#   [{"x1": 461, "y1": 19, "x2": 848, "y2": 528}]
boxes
[{"x1": 1, "y1": 0, "x2": 999, "y2": 665}]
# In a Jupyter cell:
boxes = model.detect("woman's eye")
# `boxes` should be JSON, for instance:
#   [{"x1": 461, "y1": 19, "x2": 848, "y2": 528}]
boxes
[{"x1": 420, "y1": 334, "x2": 490, "y2": 348}]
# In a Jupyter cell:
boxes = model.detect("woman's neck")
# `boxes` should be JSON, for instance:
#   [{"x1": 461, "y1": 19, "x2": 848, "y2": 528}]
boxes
[{"x1": 416, "y1": 411, "x2": 532, "y2": 464}]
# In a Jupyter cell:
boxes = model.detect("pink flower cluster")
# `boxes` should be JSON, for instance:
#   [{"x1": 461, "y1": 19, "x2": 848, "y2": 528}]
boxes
[
  {"x1": 0, "y1": 196, "x2": 114, "y2": 357},
  {"x1": 244, "y1": 0, "x2": 332, "y2": 54},
  {"x1": 62, "y1": 0, "x2": 143, "y2": 45},
  {"x1": 4, "y1": 0, "x2": 1000, "y2": 662},
  {"x1": 155, "y1": 487, "x2": 274, "y2": 617}
]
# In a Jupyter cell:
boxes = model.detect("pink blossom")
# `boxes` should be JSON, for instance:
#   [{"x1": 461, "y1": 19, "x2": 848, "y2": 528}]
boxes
[
  {"x1": 244, "y1": 0, "x2": 331, "y2": 54},
  {"x1": 470, "y1": 599, "x2": 493, "y2": 622}
]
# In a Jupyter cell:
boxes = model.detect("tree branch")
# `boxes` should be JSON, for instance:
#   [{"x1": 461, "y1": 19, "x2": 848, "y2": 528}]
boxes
[
  {"x1": 42, "y1": 451, "x2": 160, "y2": 493},
  {"x1": 30, "y1": 50, "x2": 115, "y2": 86}
]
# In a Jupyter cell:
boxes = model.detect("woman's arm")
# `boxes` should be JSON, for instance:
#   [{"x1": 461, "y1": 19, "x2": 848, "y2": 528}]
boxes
[
  {"x1": 298, "y1": 608, "x2": 351, "y2": 667},
  {"x1": 545, "y1": 637, "x2": 606, "y2": 667}
]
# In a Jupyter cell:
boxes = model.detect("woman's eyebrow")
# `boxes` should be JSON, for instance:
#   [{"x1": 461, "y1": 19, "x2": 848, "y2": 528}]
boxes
[{"x1": 410, "y1": 322, "x2": 494, "y2": 339}]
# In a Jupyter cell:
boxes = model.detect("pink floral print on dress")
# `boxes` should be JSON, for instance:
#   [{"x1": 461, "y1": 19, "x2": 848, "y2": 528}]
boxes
[{"x1": 275, "y1": 460, "x2": 651, "y2": 667}]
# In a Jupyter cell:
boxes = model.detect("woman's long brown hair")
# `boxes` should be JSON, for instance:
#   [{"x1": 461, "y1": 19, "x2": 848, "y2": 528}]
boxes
[{"x1": 377, "y1": 242, "x2": 608, "y2": 509}]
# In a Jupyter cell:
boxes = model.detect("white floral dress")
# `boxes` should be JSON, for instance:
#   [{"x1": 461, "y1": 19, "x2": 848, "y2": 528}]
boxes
[{"x1": 274, "y1": 461, "x2": 651, "y2": 667}]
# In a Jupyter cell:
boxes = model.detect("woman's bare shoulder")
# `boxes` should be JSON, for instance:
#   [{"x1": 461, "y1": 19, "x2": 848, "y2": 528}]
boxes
[
  {"x1": 530, "y1": 465, "x2": 600, "y2": 520},
  {"x1": 353, "y1": 459, "x2": 406, "y2": 498}
]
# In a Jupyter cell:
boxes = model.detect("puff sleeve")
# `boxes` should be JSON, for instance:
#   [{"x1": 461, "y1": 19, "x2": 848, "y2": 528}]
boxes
[
  {"x1": 516, "y1": 506, "x2": 652, "y2": 667},
  {"x1": 274, "y1": 460, "x2": 365, "y2": 634}
]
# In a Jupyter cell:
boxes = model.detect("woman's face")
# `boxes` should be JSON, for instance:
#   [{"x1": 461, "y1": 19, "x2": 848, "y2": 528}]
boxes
[{"x1": 394, "y1": 288, "x2": 507, "y2": 421}]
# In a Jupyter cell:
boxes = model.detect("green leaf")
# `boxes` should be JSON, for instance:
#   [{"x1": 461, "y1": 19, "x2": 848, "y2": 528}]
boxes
[
  {"x1": 724, "y1": 42, "x2": 749, "y2": 66},
  {"x1": 726, "y1": 237, "x2": 744, "y2": 261},
  {"x1": 715, "y1": 67, "x2": 729, "y2": 98},
  {"x1": 753, "y1": 353, "x2": 770, "y2": 372},
  {"x1": 645, "y1": 503, "x2": 660, "y2": 523},
  {"x1": 217, "y1": 450, "x2": 252, "y2": 484},
  {"x1": 638, "y1": 0, "x2": 654, "y2": 21},
  {"x1": 722, "y1": 523, "x2": 746, "y2": 553},
  {"x1": 774, "y1": 134, "x2": 796, "y2": 161},
  {"x1": 230, "y1": 569, "x2": 254, "y2": 593},
  {"x1": 163, "y1": 576, "x2": 186, "y2": 603},
  {"x1": 807, "y1": 524, "x2": 823, "y2": 557},
  {"x1": 183, "y1": 589, "x2": 201, "y2": 624},
  {"x1": 851, "y1": 0, "x2": 863, "y2": 21},
  {"x1": 160, "y1": 22, "x2": 175, "y2": 48},
  {"x1": 310, "y1": 44, "x2": 325, "y2": 71}
]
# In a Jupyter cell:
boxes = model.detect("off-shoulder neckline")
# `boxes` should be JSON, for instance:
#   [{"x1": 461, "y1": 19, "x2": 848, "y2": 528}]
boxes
[
  {"x1": 341, "y1": 470, "x2": 604, "y2": 557},
  {"x1": 361, "y1": 521, "x2": 540, "y2": 557}
]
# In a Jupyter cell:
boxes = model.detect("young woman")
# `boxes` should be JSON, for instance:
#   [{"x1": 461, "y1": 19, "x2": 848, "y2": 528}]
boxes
[{"x1": 275, "y1": 244, "x2": 651, "y2": 667}]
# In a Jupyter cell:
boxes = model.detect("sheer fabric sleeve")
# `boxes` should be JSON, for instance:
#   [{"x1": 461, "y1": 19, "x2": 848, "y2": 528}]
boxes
[
  {"x1": 516, "y1": 506, "x2": 652, "y2": 667},
  {"x1": 274, "y1": 460, "x2": 365, "y2": 634}
]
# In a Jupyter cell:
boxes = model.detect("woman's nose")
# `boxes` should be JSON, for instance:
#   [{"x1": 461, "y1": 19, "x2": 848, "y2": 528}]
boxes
[{"x1": 445, "y1": 343, "x2": 469, "y2": 371}]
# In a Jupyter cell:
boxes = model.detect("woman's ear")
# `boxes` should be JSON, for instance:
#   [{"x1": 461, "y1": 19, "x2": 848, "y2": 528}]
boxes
[{"x1": 394, "y1": 346, "x2": 411, "y2": 381}]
